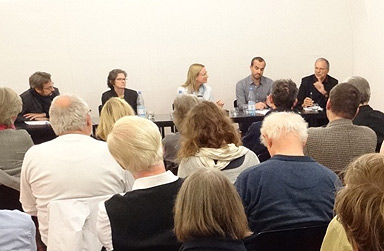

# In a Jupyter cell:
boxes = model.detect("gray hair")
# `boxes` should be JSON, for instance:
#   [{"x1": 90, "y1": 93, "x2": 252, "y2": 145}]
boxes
[
  {"x1": 315, "y1": 58, "x2": 330, "y2": 70},
  {"x1": 344, "y1": 76, "x2": 371, "y2": 104},
  {"x1": 107, "y1": 116, "x2": 163, "y2": 173},
  {"x1": 49, "y1": 94, "x2": 90, "y2": 135},
  {"x1": 0, "y1": 87, "x2": 22, "y2": 127},
  {"x1": 260, "y1": 112, "x2": 308, "y2": 146}
]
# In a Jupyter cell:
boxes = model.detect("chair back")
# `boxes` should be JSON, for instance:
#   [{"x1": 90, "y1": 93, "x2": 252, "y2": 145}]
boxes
[
  {"x1": 245, "y1": 224, "x2": 329, "y2": 251},
  {"x1": 47, "y1": 194, "x2": 114, "y2": 251}
]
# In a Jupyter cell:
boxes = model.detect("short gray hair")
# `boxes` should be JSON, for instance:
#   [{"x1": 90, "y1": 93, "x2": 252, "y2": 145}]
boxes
[
  {"x1": 49, "y1": 94, "x2": 90, "y2": 135},
  {"x1": 344, "y1": 76, "x2": 371, "y2": 104},
  {"x1": 107, "y1": 116, "x2": 163, "y2": 173},
  {"x1": 173, "y1": 94, "x2": 199, "y2": 130},
  {"x1": 0, "y1": 87, "x2": 22, "y2": 127},
  {"x1": 260, "y1": 112, "x2": 308, "y2": 146}
]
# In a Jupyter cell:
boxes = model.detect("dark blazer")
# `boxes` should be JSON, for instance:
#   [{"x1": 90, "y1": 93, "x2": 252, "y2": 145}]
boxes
[
  {"x1": 17, "y1": 87, "x2": 60, "y2": 122},
  {"x1": 101, "y1": 88, "x2": 138, "y2": 114},
  {"x1": 297, "y1": 74, "x2": 338, "y2": 109},
  {"x1": 353, "y1": 105, "x2": 384, "y2": 152}
]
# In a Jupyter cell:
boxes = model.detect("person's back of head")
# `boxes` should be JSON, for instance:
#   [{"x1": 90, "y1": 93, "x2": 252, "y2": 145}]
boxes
[
  {"x1": 107, "y1": 116, "x2": 163, "y2": 174},
  {"x1": 260, "y1": 112, "x2": 308, "y2": 156},
  {"x1": 327, "y1": 83, "x2": 361, "y2": 119},
  {"x1": 96, "y1": 97, "x2": 135, "y2": 141},
  {"x1": 174, "y1": 169, "x2": 251, "y2": 242},
  {"x1": 172, "y1": 94, "x2": 199, "y2": 131},
  {"x1": 0, "y1": 87, "x2": 22, "y2": 127},
  {"x1": 335, "y1": 153, "x2": 384, "y2": 251},
  {"x1": 344, "y1": 76, "x2": 371, "y2": 105},
  {"x1": 49, "y1": 94, "x2": 91, "y2": 136},
  {"x1": 271, "y1": 79, "x2": 298, "y2": 110},
  {"x1": 178, "y1": 101, "x2": 241, "y2": 159}
]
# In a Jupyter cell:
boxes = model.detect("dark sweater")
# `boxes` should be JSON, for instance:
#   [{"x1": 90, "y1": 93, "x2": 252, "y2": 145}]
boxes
[
  {"x1": 180, "y1": 238, "x2": 247, "y2": 251},
  {"x1": 105, "y1": 178, "x2": 183, "y2": 251},
  {"x1": 235, "y1": 155, "x2": 341, "y2": 236},
  {"x1": 101, "y1": 88, "x2": 138, "y2": 113}
]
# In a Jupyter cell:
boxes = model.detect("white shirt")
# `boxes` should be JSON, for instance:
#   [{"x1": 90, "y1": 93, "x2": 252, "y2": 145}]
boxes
[
  {"x1": 20, "y1": 134, "x2": 134, "y2": 244},
  {"x1": 96, "y1": 170, "x2": 179, "y2": 251},
  {"x1": 177, "y1": 84, "x2": 214, "y2": 101}
]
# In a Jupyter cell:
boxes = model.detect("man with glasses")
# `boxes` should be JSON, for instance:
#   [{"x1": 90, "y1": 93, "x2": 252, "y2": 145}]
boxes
[{"x1": 17, "y1": 71, "x2": 60, "y2": 121}]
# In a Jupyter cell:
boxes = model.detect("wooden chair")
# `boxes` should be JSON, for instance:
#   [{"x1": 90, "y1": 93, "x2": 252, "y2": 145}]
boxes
[{"x1": 245, "y1": 224, "x2": 329, "y2": 251}]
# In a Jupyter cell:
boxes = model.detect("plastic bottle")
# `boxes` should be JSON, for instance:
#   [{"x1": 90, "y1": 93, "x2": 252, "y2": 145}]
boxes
[
  {"x1": 137, "y1": 91, "x2": 146, "y2": 118},
  {"x1": 248, "y1": 86, "x2": 256, "y2": 116}
]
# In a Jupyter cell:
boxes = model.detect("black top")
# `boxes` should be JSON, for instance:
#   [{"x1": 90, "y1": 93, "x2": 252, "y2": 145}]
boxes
[
  {"x1": 353, "y1": 105, "x2": 384, "y2": 152},
  {"x1": 101, "y1": 88, "x2": 138, "y2": 114},
  {"x1": 180, "y1": 238, "x2": 247, "y2": 251},
  {"x1": 17, "y1": 87, "x2": 60, "y2": 122},
  {"x1": 297, "y1": 74, "x2": 338, "y2": 109},
  {"x1": 105, "y1": 178, "x2": 183, "y2": 251}
]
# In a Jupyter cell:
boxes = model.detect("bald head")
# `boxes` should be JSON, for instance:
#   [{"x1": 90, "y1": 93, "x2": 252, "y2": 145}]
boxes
[{"x1": 49, "y1": 94, "x2": 91, "y2": 135}]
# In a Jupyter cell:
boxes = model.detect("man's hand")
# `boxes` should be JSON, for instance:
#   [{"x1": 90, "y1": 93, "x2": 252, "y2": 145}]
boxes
[
  {"x1": 23, "y1": 113, "x2": 48, "y2": 121},
  {"x1": 215, "y1": 99, "x2": 224, "y2": 108},
  {"x1": 302, "y1": 97, "x2": 314, "y2": 108},
  {"x1": 313, "y1": 79, "x2": 327, "y2": 96},
  {"x1": 255, "y1": 102, "x2": 267, "y2": 110}
]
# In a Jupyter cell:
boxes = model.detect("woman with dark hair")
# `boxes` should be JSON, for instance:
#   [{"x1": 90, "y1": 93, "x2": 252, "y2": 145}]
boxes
[
  {"x1": 174, "y1": 169, "x2": 251, "y2": 250},
  {"x1": 101, "y1": 69, "x2": 138, "y2": 113},
  {"x1": 177, "y1": 101, "x2": 259, "y2": 183}
]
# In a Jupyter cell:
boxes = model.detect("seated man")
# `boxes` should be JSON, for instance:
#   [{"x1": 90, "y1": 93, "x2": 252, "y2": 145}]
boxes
[
  {"x1": 0, "y1": 210, "x2": 36, "y2": 251},
  {"x1": 297, "y1": 58, "x2": 338, "y2": 109},
  {"x1": 345, "y1": 76, "x2": 384, "y2": 152},
  {"x1": 304, "y1": 83, "x2": 376, "y2": 176},
  {"x1": 236, "y1": 112, "x2": 341, "y2": 240},
  {"x1": 97, "y1": 116, "x2": 182, "y2": 251},
  {"x1": 17, "y1": 71, "x2": 60, "y2": 122},
  {"x1": 236, "y1": 56, "x2": 273, "y2": 110},
  {"x1": 242, "y1": 79, "x2": 298, "y2": 159},
  {"x1": 20, "y1": 94, "x2": 133, "y2": 247}
]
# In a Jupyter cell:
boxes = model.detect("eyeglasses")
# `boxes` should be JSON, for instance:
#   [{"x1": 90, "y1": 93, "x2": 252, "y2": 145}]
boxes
[
  {"x1": 43, "y1": 83, "x2": 55, "y2": 90},
  {"x1": 115, "y1": 78, "x2": 126, "y2": 81}
]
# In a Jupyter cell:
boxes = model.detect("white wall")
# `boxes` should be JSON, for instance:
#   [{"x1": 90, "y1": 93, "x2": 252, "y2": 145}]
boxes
[{"x1": 0, "y1": 0, "x2": 360, "y2": 117}]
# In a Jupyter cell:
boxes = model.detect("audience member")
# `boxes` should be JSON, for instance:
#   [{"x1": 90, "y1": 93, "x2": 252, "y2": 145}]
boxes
[
  {"x1": 174, "y1": 169, "x2": 251, "y2": 251},
  {"x1": 345, "y1": 76, "x2": 384, "y2": 152},
  {"x1": 20, "y1": 94, "x2": 133, "y2": 246},
  {"x1": 297, "y1": 58, "x2": 338, "y2": 109},
  {"x1": 321, "y1": 153, "x2": 384, "y2": 251},
  {"x1": 97, "y1": 116, "x2": 182, "y2": 251},
  {"x1": 177, "y1": 63, "x2": 224, "y2": 107},
  {"x1": 0, "y1": 87, "x2": 34, "y2": 210},
  {"x1": 163, "y1": 94, "x2": 199, "y2": 173},
  {"x1": 236, "y1": 56, "x2": 273, "y2": 110},
  {"x1": 0, "y1": 210, "x2": 36, "y2": 251},
  {"x1": 177, "y1": 101, "x2": 259, "y2": 183},
  {"x1": 242, "y1": 79, "x2": 298, "y2": 159},
  {"x1": 101, "y1": 69, "x2": 138, "y2": 113},
  {"x1": 235, "y1": 112, "x2": 341, "y2": 242},
  {"x1": 96, "y1": 97, "x2": 135, "y2": 141},
  {"x1": 305, "y1": 83, "x2": 376, "y2": 176},
  {"x1": 17, "y1": 71, "x2": 60, "y2": 122}
]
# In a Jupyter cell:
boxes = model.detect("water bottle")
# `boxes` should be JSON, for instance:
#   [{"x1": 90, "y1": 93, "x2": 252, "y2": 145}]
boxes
[
  {"x1": 248, "y1": 86, "x2": 256, "y2": 116},
  {"x1": 137, "y1": 91, "x2": 146, "y2": 118}
]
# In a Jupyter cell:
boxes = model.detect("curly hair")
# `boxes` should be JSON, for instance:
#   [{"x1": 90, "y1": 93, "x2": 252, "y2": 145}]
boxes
[{"x1": 178, "y1": 101, "x2": 241, "y2": 159}]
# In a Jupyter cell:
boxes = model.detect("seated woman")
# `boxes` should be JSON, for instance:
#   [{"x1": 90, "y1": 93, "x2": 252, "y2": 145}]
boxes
[
  {"x1": 177, "y1": 101, "x2": 259, "y2": 183},
  {"x1": 321, "y1": 153, "x2": 384, "y2": 251},
  {"x1": 0, "y1": 87, "x2": 34, "y2": 210},
  {"x1": 163, "y1": 94, "x2": 199, "y2": 173},
  {"x1": 174, "y1": 169, "x2": 251, "y2": 250},
  {"x1": 101, "y1": 69, "x2": 138, "y2": 114},
  {"x1": 96, "y1": 97, "x2": 135, "y2": 141},
  {"x1": 177, "y1": 63, "x2": 224, "y2": 107}
]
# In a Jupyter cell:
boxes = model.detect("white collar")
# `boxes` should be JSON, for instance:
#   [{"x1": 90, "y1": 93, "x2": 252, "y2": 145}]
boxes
[{"x1": 132, "y1": 170, "x2": 179, "y2": 191}]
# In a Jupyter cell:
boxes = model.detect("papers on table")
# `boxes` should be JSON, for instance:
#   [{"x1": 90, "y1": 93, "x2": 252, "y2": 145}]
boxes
[{"x1": 24, "y1": 121, "x2": 50, "y2": 126}]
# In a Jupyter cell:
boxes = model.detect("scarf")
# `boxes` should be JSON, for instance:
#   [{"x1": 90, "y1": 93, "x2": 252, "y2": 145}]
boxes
[{"x1": 0, "y1": 124, "x2": 15, "y2": 130}]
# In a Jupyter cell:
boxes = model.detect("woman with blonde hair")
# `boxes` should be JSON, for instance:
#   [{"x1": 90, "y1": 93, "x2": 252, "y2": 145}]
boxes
[
  {"x1": 163, "y1": 94, "x2": 199, "y2": 173},
  {"x1": 96, "y1": 97, "x2": 135, "y2": 141},
  {"x1": 177, "y1": 101, "x2": 259, "y2": 183},
  {"x1": 174, "y1": 169, "x2": 251, "y2": 250},
  {"x1": 0, "y1": 87, "x2": 34, "y2": 209},
  {"x1": 321, "y1": 153, "x2": 384, "y2": 251},
  {"x1": 177, "y1": 63, "x2": 224, "y2": 107}
]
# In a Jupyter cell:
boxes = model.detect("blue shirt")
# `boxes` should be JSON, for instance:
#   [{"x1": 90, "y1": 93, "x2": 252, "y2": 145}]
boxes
[{"x1": 0, "y1": 210, "x2": 36, "y2": 251}]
